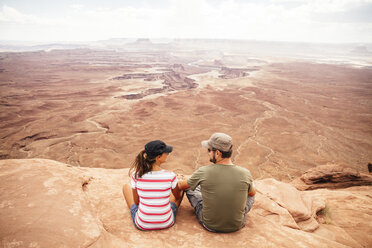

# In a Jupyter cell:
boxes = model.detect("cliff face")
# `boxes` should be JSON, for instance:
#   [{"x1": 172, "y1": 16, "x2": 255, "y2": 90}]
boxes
[
  {"x1": 291, "y1": 164, "x2": 372, "y2": 190},
  {"x1": 1, "y1": 159, "x2": 371, "y2": 248}
]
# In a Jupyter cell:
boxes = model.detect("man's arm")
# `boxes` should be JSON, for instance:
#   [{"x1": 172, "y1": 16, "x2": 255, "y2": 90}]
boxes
[
  {"x1": 176, "y1": 174, "x2": 191, "y2": 190},
  {"x1": 178, "y1": 179, "x2": 190, "y2": 190}
]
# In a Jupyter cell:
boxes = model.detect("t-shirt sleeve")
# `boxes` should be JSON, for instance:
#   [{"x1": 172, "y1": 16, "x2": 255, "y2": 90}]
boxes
[
  {"x1": 171, "y1": 173, "x2": 178, "y2": 189},
  {"x1": 187, "y1": 167, "x2": 204, "y2": 191},
  {"x1": 245, "y1": 170, "x2": 254, "y2": 193},
  {"x1": 130, "y1": 173, "x2": 137, "y2": 189}
]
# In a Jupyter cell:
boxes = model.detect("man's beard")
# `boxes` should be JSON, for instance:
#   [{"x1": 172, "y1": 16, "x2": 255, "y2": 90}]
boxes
[{"x1": 210, "y1": 153, "x2": 216, "y2": 164}]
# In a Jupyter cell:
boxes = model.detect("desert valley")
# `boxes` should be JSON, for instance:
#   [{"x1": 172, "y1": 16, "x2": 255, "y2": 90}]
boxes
[{"x1": 0, "y1": 39, "x2": 371, "y2": 247}]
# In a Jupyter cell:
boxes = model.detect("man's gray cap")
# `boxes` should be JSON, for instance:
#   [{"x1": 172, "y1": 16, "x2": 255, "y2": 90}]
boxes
[{"x1": 201, "y1": 133, "x2": 232, "y2": 152}]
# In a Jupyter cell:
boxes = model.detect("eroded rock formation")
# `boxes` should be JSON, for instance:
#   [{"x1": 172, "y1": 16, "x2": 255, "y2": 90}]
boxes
[
  {"x1": 291, "y1": 164, "x2": 372, "y2": 190},
  {"x1": 218, "y1": 66, "x2": 259, "y2": 79},
  {"x1": 1, "y1": 159, "x2": 371, "y2": 247},
  {"x1": 112, "y1": 69, "x2": 197, "y2": 99},
  {"x1": 255, "y1": 178, "x2": 324, "y2": 232}
]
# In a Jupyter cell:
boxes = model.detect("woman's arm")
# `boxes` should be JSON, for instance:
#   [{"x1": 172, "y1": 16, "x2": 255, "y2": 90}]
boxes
[
  {"x1": 178, "y1": 179, "x2": 190, "y2": 190},
  {"x1": 171, "y1": 184, "x2": 182, "y2": 200},
  {"x1": 132, "y1": 188, "x2": 139, "y2": 205}
]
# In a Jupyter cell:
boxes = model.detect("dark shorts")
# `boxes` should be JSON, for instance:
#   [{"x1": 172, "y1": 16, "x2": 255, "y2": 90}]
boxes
[
  {"x1": 130, "y1": 202, "x2": 178, "y2": 229},
  {"x1": 186, "y1": 186, "x2": 255, "y2": 232}
]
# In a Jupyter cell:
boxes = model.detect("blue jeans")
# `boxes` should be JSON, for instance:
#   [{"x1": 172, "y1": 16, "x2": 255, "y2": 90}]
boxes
[
  {"x1": 130, "y1": 202, "x2": 178, "y2": 230},
  {"x1": 186, "y1": 185, "x2": 255, "y2": 232}
]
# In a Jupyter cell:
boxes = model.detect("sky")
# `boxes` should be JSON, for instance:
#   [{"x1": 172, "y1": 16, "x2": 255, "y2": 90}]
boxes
[{"x1": 0, "y1": 0, "x2": 371, "y2": 43}]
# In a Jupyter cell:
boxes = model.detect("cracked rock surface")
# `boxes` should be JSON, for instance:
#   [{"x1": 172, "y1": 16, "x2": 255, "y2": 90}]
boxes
[{"x1": 1, "y1": 159, "x2": 371, "y2": 248}]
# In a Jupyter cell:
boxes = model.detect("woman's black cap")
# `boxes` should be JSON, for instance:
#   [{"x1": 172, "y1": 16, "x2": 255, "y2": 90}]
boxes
[{"x1": 145, "y1": 140, "x2": 173, "y2": 158}]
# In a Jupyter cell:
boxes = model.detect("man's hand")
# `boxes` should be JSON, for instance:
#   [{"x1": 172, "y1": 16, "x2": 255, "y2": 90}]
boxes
[
  {"x1": 248, "y1": 187, "x2": 256, "y2": 197},
  {"x1": 176, "y1": 173, "x2": 186, "y2": 181}
]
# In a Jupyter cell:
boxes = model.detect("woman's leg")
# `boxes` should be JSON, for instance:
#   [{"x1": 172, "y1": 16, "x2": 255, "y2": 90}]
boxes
[{"x1": 123, "y1": 183, "x2": 135, "y2": 209}]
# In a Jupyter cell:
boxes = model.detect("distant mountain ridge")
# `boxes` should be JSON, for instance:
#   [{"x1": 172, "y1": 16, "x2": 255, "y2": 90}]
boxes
[{"x1": 1, "y1": 38, "x2": 371, "y2": 59}]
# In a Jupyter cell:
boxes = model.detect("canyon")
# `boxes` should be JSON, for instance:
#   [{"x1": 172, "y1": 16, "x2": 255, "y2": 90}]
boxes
[{"x1": 0, "y1": 40, "x2": 371, "y2": 247}]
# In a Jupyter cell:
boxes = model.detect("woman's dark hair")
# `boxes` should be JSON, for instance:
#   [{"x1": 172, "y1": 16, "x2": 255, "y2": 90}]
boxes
[{"x1": 129, "y1": 150, "x2": 156, "y2": 178}]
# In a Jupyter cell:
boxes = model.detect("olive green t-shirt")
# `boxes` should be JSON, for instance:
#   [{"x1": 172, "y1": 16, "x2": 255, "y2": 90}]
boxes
[{"x1": 187, "y1": 164, "x2": 253, "y2": 232}]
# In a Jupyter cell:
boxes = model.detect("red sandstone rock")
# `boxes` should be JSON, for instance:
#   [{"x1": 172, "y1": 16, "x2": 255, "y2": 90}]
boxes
[
  {"x1": 291, "y1": 164, "x2": 372, "y2": 190},
  {"x1": 0, "y1": 159, "x2": 125, "y2": 247},
  {"x1": 1, "y1": 159, "x2": 371, "y2": 247},
  {"x1": 255, "y1": 178, "x2": 324, "y2": 232}
]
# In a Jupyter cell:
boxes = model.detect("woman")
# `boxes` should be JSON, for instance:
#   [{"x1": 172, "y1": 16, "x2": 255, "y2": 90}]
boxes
[{"x1": 123, "y1": 140, "x2": 184, "y2": 230}]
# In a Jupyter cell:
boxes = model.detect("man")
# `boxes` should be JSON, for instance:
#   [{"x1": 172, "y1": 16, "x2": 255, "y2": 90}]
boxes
[{"x1": 178, "y1": 132, "x2": 255, "y2": 233}]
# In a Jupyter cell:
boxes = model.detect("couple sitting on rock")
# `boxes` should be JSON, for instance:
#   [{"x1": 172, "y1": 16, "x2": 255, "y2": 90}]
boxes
[{"x1": 123, "y1": 133, "x2": 256, "y2": 232}]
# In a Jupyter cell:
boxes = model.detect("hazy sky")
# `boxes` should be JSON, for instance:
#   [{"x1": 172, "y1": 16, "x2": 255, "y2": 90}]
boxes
[{"x1": 0, "y1": 0, "x2": 371, "y2": 43}]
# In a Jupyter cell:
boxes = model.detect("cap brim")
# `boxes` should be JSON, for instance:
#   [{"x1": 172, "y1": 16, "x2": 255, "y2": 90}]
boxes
[
  {"x1": 164, "y1": 145, "x2": 173, "y2": 153},
  {"x1": 201, "y1": 140, "x2": 211, "y2": 149}
]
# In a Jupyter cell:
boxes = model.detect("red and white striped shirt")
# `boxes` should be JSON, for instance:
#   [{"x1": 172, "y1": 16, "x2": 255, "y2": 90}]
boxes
[{"x1": 131, "y1": 170, "x2": 178, "y2": 230}]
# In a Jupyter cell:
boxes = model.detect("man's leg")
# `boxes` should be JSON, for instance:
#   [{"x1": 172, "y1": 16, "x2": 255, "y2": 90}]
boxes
[
  {"x1": 186, "y1": 186, "x2": 216, "y2": 232},
  {"x1": 242, "y1": 195, "x2": 255, "y2": 225},
  {"x1": 245, "y1": 195, "x2": 255, "y2": 213},
  {"x1": 185, "y1": 186, "x2": 203, "y2": 224}
]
